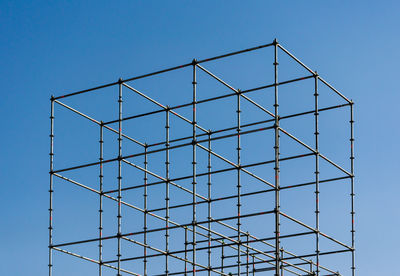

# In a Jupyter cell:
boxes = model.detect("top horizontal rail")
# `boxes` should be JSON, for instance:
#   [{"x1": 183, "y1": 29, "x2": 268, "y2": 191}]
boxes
[
  {"x1": 103, "y1": 74, "x2": 312, "y2": 125},
  {"x1": 53, "y1": 42, "x2": 275, "y2": 100},
  {"x1": 278, "y1": 44, "x2": 350, "y2": 103}
]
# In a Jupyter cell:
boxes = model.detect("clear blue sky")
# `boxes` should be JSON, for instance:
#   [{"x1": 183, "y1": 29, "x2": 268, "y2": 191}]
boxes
[{"x1": 0, "y1": 1, "x2": 399, "y2": 275}]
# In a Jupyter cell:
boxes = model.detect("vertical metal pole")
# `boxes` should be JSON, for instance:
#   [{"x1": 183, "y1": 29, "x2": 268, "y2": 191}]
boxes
[
  {"x1": 144, "y1": 145, "x2": 148, "y2": 275},
  {"x1": 221, "y1": 240, "x2": 225, "y2": 273},
  {"x1": 273, "y1": 38, "x2": 281, "y2": 276},
  {"x1": 252, "y1": 254, "x2": 255, "y2": 275},
  {"x1": 207, "y1": 131, "x2": 212, "y2": 275},
  {"x1": 280, "y1": 248, "x2": 284, "y2": 276},
  {"x1": 165, "y1": 109, "x2": 170, "y2": 275},
  {"x1": 99, "y1": 122, "x2": 104, "y2": 276},
  {"x1": 237, "y1": 90, "x2": 242, "y2": 276},
  {"x1": 49, "y1": 97, "x2": 54, "y2": 276},
  {"x1": 350, "y1": 102, "x2": 355, "y2": 276},
  {"x1": 314, "y1": 73, "x2": 320, "y2": 276},
  {"x1": 185, "y1": 227, "x2": 188, "y2": 275},
  {"x1": 246, "y1": 233, "x2": 249, "y2": 276},
  {"x1": 117, "y1": 78, "x2": 123, "y2": 276},
  {"x1": 192, "y1": 59, "x2": 197, "y2": 275}
]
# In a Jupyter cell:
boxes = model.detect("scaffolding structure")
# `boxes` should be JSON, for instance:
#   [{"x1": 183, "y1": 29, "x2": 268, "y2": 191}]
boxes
[{"x1": 49, "y1": 40, "x2": 355, "y2": 276}]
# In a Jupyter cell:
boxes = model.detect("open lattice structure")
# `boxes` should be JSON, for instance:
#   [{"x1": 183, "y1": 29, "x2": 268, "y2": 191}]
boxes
[{"x1": 49, "y1": 40, "x2": 355, "y2": 276}]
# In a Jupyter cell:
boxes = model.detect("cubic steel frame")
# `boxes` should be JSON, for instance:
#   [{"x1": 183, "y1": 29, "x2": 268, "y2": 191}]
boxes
[{"x1": 48, "y1": 39, "x2": 355, "y2": 276}]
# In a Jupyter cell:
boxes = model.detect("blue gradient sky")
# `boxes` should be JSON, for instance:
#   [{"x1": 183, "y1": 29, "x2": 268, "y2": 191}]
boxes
[{"x1": 1, "y1": 1, "x2": 399, "y2": 275}]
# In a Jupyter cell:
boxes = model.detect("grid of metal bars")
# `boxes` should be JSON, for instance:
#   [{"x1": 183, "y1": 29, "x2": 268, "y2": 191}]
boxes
[{"x1": 49, "y1": 39, "x2": 355, "y2": 276}]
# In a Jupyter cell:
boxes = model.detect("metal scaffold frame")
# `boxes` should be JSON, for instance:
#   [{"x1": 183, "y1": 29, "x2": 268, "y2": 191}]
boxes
[{"x1": 49, "y1": 39, "x2": 355, "y2": 276}]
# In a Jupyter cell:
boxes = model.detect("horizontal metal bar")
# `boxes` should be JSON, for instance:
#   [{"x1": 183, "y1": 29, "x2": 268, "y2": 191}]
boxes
[
  {"x1": 51, "y1": 210, "x2": 274, "y2": 249},
  {"x1": 146, "y1": 102, "x2": 349, "y2": 149},
  {"x1": 282, "y1": 249, "x2": 352, "y2": 261},
  {"x1": 103, "y1": 152, "x2": 312, "y2": 195},
  {"x1": 52, "y1": 124, "x2": 275, "y2": 174},
  {"x1": 196, "y1": 63, "x2": 238, "y2": 92},
  {"x1": 318, "y1": 76, "x2": 351, "y2": 103},
  {"x1": 123, "y1": 82, "x2": 208, "y2": 133},
  {"x1": 103, "y1": 74, "x2": 313, "y2": 126},
  {"x1": 54, "y1": 42, "x2": 275, "y2": 100},
  {"x1": 279, "y1": 127, "x2": 316, "y2": 153},
  {"x1": 319, "y1": 153, "x2": 353, "y2": 177},
  {"x1": 197, "y1": 42, "x2": 274, "y2": 64},
  {"x1": 280, "y1": 103, "x2": 351, "y2": 121},
  {"x1": 279, "y1": 126, "x2": 353, "y2": 177},
  {"x1": 117, "y1": 237, "x2": 228, "y2": 276},
  {"x1": 52, "y1": 247, "x2": 140, "y2": 276},
  {"x1": 280, "y1": 176, "x2": 352, "y2": 190},
  {"x1": 122, "y1": 158, "x2": 208, "y2": 201},
  {"x1": 196, "y1": 143, "x2": 275, "y2": 188},
  {"x1": 277, "y1": 44, "x2": 314, "y2": 74},
  {"x1": 278, "y1": 43, "x2": 350, "y2": 103},
  {"x1": 54, "y1": 99, "x2": 146, "y2": 147},
  {"x1": 242, "y1": 74, "x2": 315, "y2": 94},
  {"x1": 196, "y1": 63, "x2": 275, "y2": 118},
  {"x1": 54, "y1": 63, "x2": 192, "y2": 100},
  {"x1": 280, "y1": 212, "x2": 353, "y2": 250},
  {"x1": 319, "y1": 231, "x2": 353, "y2": 251},
  {"x1": 148, "y1": 187, "x2": 276, "y2": 213}
]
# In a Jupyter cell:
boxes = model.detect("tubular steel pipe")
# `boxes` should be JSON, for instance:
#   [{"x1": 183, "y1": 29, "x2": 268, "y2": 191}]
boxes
[
  {"x1": 123, "y1": 83, "x2": 208, "y2": 134},
  {"x1": 54, "y1": 99, "x2": 145, "y2": 147},
  {"x1": 117, "y1": 79, "x2": 123, "y2": 276},
  {"x1": 221, "y1": 240, "x2": 224, "y2": 274},
  {"x1": 52, "y1": 247, "x2": 141, "y2": 276},
  {"x1": 143, "y1": 103, "x2": 350, "y2": 150},
  {"x1": 350, "y1": 102, "x2": 356, "y2": 276},
  {"x1": 51, "y1": 122, "x2": 275, "y2": 175},
  {"x1": 278, "y1": 127, "x2": 353, "y2": 177},
  {"x1": 314, "y1": 73, "x2": 320, "y2": 275},
  {"x1": 98, "y1": 123, "x2": 104, "y2": 276},
  {"x1": 102, "y1": 74, "x2": 316, "y2": 127},
  {"x1": 165, "y1": 109, "x2": 170, "y2": 275},
  {"x1": 237, "y1": 90, "x2": 242, "y2": 276},
  {"x1": 48, "y1": 97, "x2": 54, "y2": 276},
  {"x1": 144, "y1": 146, "x2": 148, "y2": 275},
  {"x1": 147, "y1": 174, "x2": 350, "y2": 215},
  {"x1": 246, "y1": 233, "x2": 250, "y2": 276},
  {"x1": 103, "y1": 152, "x2": 312, "y2": 195},
  {"x1": 192, "y1": 60, "x2": 197, "y2": 275},
  {"x1": 196, "y1": 64, "x2": 275, "y2": 118},
  {"x1": 278, "y1": 44, "x2": 350, "y2": 104},
  {"x1": 185, "y1": 227, "x2": 188, "y2": 275},
  {"x1": 121, "y1": 158, "x2": 208, "y2": 202},
  {"x1": 196, "y1": 143, "x2": 275, "y2": 188},
  {"x1": 207, "y1": 131, "x2": 212, "y2": 276},
  {"x1": 53, "y1": 42, "x2": 275, "y2": 101},
  {"x1": 279, "y1": 212, "x2": 353, "y2": 250},
  {"x1": 274, "y1": 38, "x2": 281, "y2": 276}
]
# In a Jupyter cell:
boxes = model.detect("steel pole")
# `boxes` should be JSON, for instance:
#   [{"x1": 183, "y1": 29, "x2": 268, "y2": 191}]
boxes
[
  {"x1": 350, "y1": 102, "x2": 355, "y2": 276},
  {"x1": 192, "y1": 59, "x2": 197, "y2": 275},
  {"x1": 237, "y1": 89, "x2": 242, "y2": 276},
  {"x1": 99, "y1": 122, "x2": 104, "y2": 276},
  {"x1": 207, "y1": 131, "x2": 212, "y2": 275},
  {"x1": 314, "y1": 73, "x2": 320, "y2": 275},
  {"x1": 49, "y1": 97, "x2": 54, "y2": 276},
  {"x1": 165, "y1": 109, "x2": 170, "y2": 275},
  {"x1": 117, "y1": 79, "x2": 123, "y2": 276},
  {"x1": 273, "y1": 38, "x2": 281, "y2": 276},
  {"x1": 144, "y1": 145, "x2": 148, "y2": 275}
]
